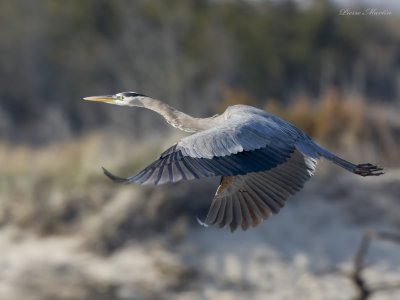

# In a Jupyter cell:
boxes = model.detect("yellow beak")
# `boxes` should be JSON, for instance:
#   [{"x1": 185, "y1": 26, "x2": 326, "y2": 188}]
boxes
[{"x1": 83, "y1": 95, "x2": 115, "y2": 103}]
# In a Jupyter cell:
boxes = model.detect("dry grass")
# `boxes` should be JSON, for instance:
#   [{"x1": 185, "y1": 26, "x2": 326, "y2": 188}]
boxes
[
  {"x1": 0, "y1": 132, "x2": 162, "y2": 183},
  {"x1": 0, "y1": 132, "x2": 170, "y2": 236}
]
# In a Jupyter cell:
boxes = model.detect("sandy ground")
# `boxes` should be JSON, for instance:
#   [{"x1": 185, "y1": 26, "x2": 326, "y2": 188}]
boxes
[{"x1": 0, "y1": 169, "x2": 399, "y2": 300}]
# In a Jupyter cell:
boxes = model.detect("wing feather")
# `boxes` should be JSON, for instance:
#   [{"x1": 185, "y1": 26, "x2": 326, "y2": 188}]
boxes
[
  {"x1": 103, "y1": 143, "x2": 295, "y2": 184},
  {"x1": 205, "y1": 196, "x2": 222, "y2": 224},
  {"x1": 243, "y1": 193, "x2": 262, "y2": 227},
  {"x1": 216, "y1": 197, "x2": 227, "y2": 226},
  {"x1": 238, "y1": 193, "x2": 251, "y2": 231},
  {"x1": 203, "y1": 151, "x2": 317, "y2": 231},
  {"x1": 231, "y1": 195, "x2": 242, "y2": 232},
  {"x1": 224, "y1": 196, "x2": 234, "y2": 228},
  {"x1": 244, "y1": 185, "x2": 273, "y2": 218},
  {"x1": 245, "y1": 180, "x2": 280, "y2": 213}
]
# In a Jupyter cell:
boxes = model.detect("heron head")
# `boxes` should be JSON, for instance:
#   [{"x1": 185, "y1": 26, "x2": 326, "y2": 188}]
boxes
[{"x1": 83, "y1": 91, "x2": 148, "y2": 107}]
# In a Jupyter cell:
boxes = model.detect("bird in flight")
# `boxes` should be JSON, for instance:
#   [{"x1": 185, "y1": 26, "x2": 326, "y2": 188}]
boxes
[{"x1": 84, "y1": 92, "x2": 384, "y2": 231}]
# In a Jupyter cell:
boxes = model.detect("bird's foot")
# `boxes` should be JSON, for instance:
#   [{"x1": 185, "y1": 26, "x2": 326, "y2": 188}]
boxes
[{"x1": 354, "y1": 163, "x2": 384, "y2": 177}]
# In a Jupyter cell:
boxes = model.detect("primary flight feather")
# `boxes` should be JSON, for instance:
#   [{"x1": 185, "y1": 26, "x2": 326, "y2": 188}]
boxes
[{"x1": 84, "y1": 92, "x2": 384, "y2": 231}]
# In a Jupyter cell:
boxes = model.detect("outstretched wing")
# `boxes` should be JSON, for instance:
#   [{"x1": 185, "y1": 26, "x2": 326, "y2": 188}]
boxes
[
  {"x1": 204, "y1": 150, "x2": 317, "y2": 231},
  {"x1": 103, "y1": 115, "x2": 300, "y2": 184}
]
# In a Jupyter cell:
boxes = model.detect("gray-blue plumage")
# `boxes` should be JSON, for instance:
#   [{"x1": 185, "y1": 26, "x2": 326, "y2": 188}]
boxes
[{"x1": 85, "y1": 92, "x2": 384, "y2": 232}]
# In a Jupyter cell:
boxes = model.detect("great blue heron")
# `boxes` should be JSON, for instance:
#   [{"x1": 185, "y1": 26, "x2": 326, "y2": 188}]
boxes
[{"x1": 84, "y1": 92, "x2": 384, "y2": 231}]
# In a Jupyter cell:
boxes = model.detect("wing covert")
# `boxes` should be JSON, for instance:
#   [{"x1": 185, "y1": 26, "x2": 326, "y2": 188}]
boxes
[{"x1": 177, "y1": 114, "x2": 295, "y2": 159}]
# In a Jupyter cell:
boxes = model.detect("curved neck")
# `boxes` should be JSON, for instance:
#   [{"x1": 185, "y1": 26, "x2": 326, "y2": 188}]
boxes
[{"x1": 129, "y1": 97, "x2": 223, "y2": 132}]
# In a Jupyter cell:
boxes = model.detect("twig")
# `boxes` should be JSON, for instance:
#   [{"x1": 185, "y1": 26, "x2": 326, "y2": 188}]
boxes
[{"x1": 351, "y1": 230, "x2": 400, "y2": 300}]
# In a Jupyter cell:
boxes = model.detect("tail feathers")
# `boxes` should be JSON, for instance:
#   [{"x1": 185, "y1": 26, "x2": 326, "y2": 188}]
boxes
[{"x1": 312, "y1": 143, "x2": 384, "y2": 177}]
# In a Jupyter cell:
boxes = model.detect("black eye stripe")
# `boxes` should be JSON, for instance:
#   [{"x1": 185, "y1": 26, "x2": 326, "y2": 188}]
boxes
[{"x1": 121, "y1": 92, "x2": 146, "y2": 97}]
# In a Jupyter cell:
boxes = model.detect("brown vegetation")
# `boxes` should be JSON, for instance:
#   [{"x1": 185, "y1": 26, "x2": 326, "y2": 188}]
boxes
[{"x1": 221, "y1": 88, "x2": 400, "y2": 166}]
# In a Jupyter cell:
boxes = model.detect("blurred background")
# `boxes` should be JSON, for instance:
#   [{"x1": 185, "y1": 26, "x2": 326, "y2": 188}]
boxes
[{"x1": 0, "y1": 0, "x2": 399, "y2": 299}]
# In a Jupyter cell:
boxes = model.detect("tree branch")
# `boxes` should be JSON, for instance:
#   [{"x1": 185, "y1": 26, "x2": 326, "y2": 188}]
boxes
[{"x1": 351, "y1": 230, "x2": 400, "y2": 300}]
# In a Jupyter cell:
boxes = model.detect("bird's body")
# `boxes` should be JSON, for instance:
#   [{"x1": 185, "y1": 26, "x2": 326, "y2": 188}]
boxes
[{"x1": 84, "y1": 92, "x2": 384, "y2": 231}]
